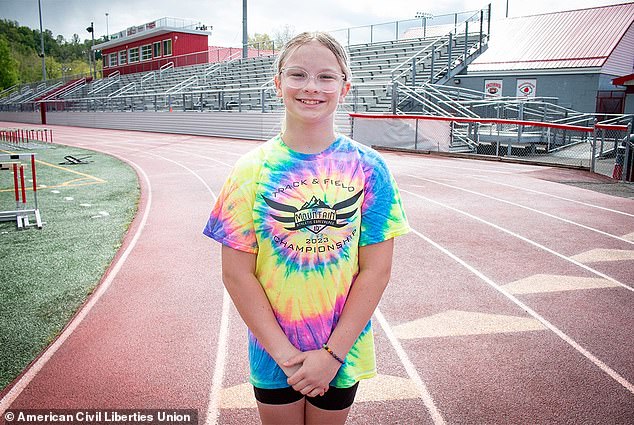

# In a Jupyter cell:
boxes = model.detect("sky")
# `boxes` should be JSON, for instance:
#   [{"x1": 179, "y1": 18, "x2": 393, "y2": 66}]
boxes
[{"x1": 0, "y1": 0, "x2": 629, "y2": 47}]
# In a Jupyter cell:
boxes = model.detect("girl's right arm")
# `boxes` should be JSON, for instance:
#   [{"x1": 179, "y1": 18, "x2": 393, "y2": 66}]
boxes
[{"x1": 221, "y1": 244, "x2": 302, "y2": 377}]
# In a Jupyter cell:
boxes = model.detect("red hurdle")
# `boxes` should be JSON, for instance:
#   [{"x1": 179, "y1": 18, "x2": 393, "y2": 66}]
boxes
[
  {"x1": 0, "y1": 128, "x2": 54, "y2": 146},
  {"x1": 1, "y1": 153, "x2": 43, "y2": 229}
]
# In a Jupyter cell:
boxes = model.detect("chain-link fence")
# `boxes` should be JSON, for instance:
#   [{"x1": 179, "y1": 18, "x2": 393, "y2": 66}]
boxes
[
  {"x1": 593, "y1": 120, "x2": 633, "y2": 181},
  {"x1": 351, "y1": 114, "x2": 634, "y2": 181}
]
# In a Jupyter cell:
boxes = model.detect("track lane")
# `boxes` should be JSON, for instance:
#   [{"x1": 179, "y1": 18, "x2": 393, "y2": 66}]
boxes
[{"x1": 1, "y1": 123, "x2": 632, "y2": 424}]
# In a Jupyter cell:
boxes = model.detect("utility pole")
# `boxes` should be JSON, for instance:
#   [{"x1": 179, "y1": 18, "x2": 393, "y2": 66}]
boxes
[
  {"x1": 38, "y1": 0, "x2": 46, "y2": 81},
  {"x1": 105, "y1": 13, "x2": 109, "y2": 40},
  {"x1": 242, "y1": 0, "x2": 248, "y2": 59}
]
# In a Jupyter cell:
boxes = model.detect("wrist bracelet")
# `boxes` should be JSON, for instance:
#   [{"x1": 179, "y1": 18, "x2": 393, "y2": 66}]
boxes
[{"x1": 322, "y1": 343, "x2": 345, "y2": 365}]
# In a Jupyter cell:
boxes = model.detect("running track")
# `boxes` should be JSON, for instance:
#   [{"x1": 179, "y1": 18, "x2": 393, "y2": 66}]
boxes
[{"x1": 1, "y1": 123, "x2": 633, "y2": 424}]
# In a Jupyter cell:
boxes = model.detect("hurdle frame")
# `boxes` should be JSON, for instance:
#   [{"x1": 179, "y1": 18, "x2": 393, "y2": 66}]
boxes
[{"x1": 0, "y1": 153, "x2": 43, "y2": 229}]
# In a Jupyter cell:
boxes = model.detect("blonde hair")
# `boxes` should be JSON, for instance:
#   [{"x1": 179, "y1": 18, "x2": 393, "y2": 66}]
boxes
[{"x1": 274, "y1": 32, "x2": 351, "y2": 81}]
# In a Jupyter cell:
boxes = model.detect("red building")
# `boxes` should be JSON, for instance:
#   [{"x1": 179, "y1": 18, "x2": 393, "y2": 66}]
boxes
[{"x1": 94, "y1": 17, "x2": 211, "y2": 76}]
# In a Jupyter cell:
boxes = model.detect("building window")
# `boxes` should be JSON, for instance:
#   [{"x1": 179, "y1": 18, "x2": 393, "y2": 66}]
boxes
[
  {"x1": 119, "y1": 50, "x2": 127, "y2": 65},
  {"x1": 163, "y1": 39, "x2": 172, "y2": 56},
  {"x1": 153, "y1": 41, "x2": 161, "y2": 57},
  {"x1": 109, "y1": 53, "x2": 117, "y2": 67},
  {"x1": 129, "y1": 47, "x2": 139, "y2": 63},
  {"x1": 141, "y1": 44, "x2": 152, "y2": 61}
]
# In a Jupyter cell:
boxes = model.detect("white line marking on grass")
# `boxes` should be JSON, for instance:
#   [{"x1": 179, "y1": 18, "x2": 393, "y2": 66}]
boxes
[
  {"x1": 408, "y1": 176, "x2": 634, "y2": 246},
  {"x1": 0, "y1": 158, "x2": 153, "y2": 415},
  {"x1": 400, "y1": 189, "x2": 633, "y2": 293},
  {"x1": 374, "y1": 308, "x2": 446, "y2": 425},
  {"x1": 406, "y1": 225, "x2": 634, "y2": 395},
  {"x1": 470, "y1": 176, "x2": 634, "y2": 218}
]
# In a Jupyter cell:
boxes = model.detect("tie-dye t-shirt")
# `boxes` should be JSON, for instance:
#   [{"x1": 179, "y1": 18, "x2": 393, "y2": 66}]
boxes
[{"x1": 204, "y1": 134, "x2": 409, "y2": 389}]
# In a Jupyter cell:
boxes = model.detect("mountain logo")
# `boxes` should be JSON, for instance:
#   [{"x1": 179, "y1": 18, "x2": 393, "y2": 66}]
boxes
[{"x1": 262, "y1": 190, "x2": 363, "y2": 234}]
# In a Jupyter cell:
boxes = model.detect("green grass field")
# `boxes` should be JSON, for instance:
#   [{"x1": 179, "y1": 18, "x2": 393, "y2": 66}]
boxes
[{"x1": 0, "y1": 141, "x2": 139, "y2": 390}]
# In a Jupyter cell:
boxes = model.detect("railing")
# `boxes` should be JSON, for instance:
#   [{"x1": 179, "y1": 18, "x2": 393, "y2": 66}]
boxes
[
  {"x1": 592, "y1": 117, "x2": 633, "y2": 180},
  {"x1": 390, "y1": 37, "x2": 443, "y2": 82},
  {"x1": 329, "y1": 6, "x2": 490, "y2": 46},
  {"x1": 349, "y1": 113, "x2": 634, "y2": 173},
  {"x1": 59, "y1": 78, "x2": 89, "y2": 98},
  {"x1": 88, "y1": 72, "x2": 120, "y2": 95},
  {"x1": 0, "y1": 84, "x2": 18, "y2": 99},
  {"x1": 109, "y1": 82, "x2": 137, "y2": 98},
  {"x1": 352, "y1": 114, "x2": 594, "y2": 165},
  {"x1": 105, "y1": 50, "x2": 208, "y2": 76},
  {"x1": 21, "y1": 81, "x2": 64, "y2": 103},
  {"x1": 203, "y1": 63, "x2": 223, "y2": 85},
  {"x1": 140, "y1": 72, "x2": 156, "y2": 89},
  {"x1": 165, "y1": 76, "x2": 198, "y2": 94},
  {"x1": 204, "y1": 50, "x2": 245, "y2": 85},
  {"x1": 413, "y1": 83, "x2": 480, "y2": 118},
  {"x1": 159, "y1": 62, "x2": 174, "y2": 78},
  {"x1": 1, "y1": 88, "x2": 33, "y2": 105},
  {"x1": 390, "y1": 9, "x2": 489, "y2": 91},
  {"x1": 109, "y1": 17, "x2": 205, "y2": 41}
]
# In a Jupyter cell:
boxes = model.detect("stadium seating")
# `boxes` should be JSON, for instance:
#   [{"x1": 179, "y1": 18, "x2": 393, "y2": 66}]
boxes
[{"x1": 2, "y1": 28, "x2": 486, "y2": 116}]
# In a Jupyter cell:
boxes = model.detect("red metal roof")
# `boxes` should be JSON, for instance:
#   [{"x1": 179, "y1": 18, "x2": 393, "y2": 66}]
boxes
[{"x1": 469, "y1": 2, "x2": 634, "y2": 72}]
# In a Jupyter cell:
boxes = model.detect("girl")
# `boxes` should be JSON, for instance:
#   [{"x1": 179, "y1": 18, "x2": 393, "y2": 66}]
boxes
[{"x1": 204, "y1": 32, "x2": 409, "y2": 424}]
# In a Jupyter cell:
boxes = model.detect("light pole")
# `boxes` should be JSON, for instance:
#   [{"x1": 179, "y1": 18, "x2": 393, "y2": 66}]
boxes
[
  {"x1": 105, "y1": 13, "x2": 109, "y2": 40},
  {"x1": 415, "y1": 12, "x2": 433, "y2": 39},
  {"x1": 242, "y1": 0, "x2": 248, "y2": 59},
  {"x1": 86, "y1": 22, "x2": 95, "y2": 79},
  {"x1": 38, "y1": 0, "x2": 46, "y2": 81}
]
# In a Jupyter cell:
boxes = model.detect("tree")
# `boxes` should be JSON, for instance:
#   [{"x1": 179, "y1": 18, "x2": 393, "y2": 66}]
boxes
[
  {"x1": 45, "y1": 56, "x2": 62, "y2": 79},
  {"x1": 273, "y1": 25, "x2": 295, "y2": 49},
  {"x1": 248, "y1": 32, "x2": 273, "y2": 50},
  {"x1": 0, "y1": 36, "x2": 19, "y2": 89},
  {"x1": 0, "y1": 19, "x2": 95, "y2": 84}
]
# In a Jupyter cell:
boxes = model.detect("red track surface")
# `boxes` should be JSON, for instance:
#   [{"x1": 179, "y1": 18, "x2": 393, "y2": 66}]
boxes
[{"x1": 1, "y1": 123, "x2": 633, "y2": 424}]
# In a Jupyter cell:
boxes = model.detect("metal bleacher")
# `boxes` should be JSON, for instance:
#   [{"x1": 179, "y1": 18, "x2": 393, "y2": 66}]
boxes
[{"x1": 1, "y1": 7, "x2": 490, "y2": 119}]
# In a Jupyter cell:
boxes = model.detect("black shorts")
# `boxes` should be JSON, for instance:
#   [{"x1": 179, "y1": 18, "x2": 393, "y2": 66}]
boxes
[{"x1": 253, "y1": 382, "x2": 359, "y2": 411}]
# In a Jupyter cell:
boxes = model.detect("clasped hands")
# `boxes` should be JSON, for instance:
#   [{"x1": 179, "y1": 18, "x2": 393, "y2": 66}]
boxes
[{"x1": 281, "y1": 348, "x2": 342, "y2": 398}]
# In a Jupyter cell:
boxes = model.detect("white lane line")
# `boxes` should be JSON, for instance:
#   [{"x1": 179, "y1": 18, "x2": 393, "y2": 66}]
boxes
[
  {"x1": 158, "y1": 146, "x2": 241, "y2": 165},
  {"x1": 374, "y1": 308, "x2": 446, "y2": 425},
  {"x1": 400, "y1": 189, "x2": 633, "y2": 293},
  {"x1": 407, "y1": 176, "x2": 634, "y2": 246},
  {"x1": 206, "y1": 290, "x2": 231, "y2": 425},
  {"x1": 72, "y1": 137, "x2": 253, "y2": 156},
  {"x1": 386, "y1": 157, "x2": 524, "y2": 175},
  {"x1": 406, "y1": 226, "x2": 634, "y2": 395},
  {"x1": 88, "y1": 142, "x2": 236, "y2": 169},
  {"x1": 114, "y1": 145, "x2": 231, "y2": 425},
  {"x1": 0, "y1": 157, "x2": 153, "y2": 415},
  {"x1": 111, "y1": 144, "x2": 231, "y2": 425},
  {"x1": 469, "y1": 176, "x2": 634, "y2": 218}
]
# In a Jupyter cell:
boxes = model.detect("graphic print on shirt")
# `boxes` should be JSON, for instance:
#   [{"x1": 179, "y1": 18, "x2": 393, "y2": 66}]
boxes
[{"x1": 262, "y1": 190, "x2": 363, "y2": 235}]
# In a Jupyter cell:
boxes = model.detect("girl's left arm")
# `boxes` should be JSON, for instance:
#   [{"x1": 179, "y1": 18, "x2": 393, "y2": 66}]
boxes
[{"x1": 285, "y1": 238, "x2": 394, "y2": 395}]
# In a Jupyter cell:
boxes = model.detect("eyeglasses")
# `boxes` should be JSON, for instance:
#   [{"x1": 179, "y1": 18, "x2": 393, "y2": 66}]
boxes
[{"x1": 280, "y1": 67, "x2": 346, "y2": 93}]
